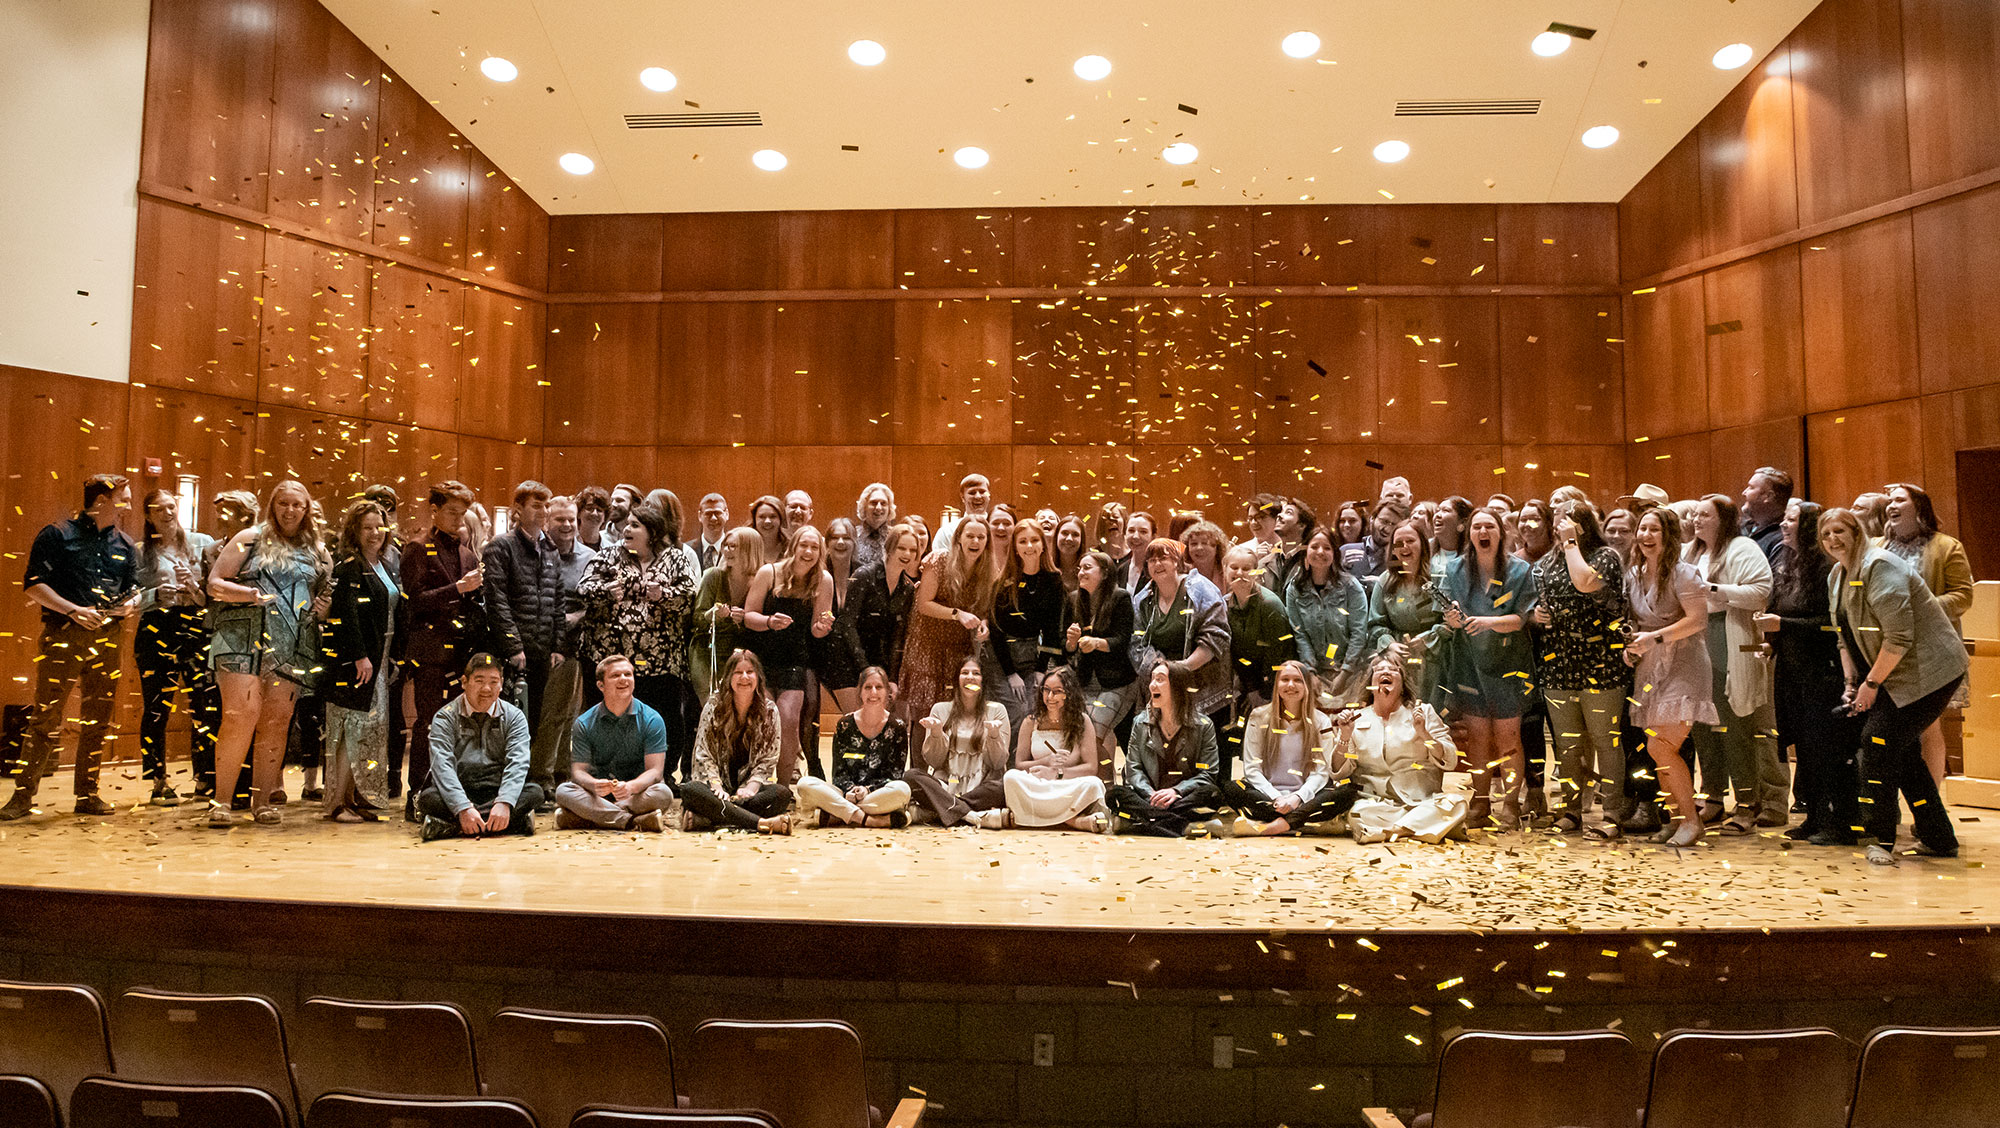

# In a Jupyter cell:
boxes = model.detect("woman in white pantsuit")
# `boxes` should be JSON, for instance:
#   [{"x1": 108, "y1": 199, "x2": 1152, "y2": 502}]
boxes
[{"x1": 1340, "y1": 656, "x2": 1467, "y2": 843}]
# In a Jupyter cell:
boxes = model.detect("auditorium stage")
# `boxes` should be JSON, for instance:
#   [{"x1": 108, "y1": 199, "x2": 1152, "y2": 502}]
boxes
[
  {"x1": 6, "y1": 769, "x2": 2000, "y2": 1128},
  {"x1": 0, "y1": 768, "x2": 1993, "y2": 938}
]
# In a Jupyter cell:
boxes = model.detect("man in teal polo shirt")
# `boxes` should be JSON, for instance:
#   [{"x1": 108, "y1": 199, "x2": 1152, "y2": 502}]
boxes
[{"x1": 555, "y1": 655, "x2": 674, "y2": 832}]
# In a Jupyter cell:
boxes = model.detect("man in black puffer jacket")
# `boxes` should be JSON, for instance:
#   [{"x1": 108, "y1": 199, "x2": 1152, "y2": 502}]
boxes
[{"x1": 483, "y1": 481, "x2": 565, "y2": 808}]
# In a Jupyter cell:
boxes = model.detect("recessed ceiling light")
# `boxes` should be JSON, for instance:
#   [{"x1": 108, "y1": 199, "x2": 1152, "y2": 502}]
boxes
[
  {"x1": 1162, "y1": 142, "x2": 1198, "y2": 165},
  {"x1": 558, "y1": 152, "x2": 593, "y2": 175},
  {"x1": 1713, "y1": 42, "x2": 1753, "y2": 69},
  {"x1": 848, "y1": 39, "x2": 886, "y2": 66},
  {"x1": 1531, "y1": 31, "x2": 1571, "y2": 57},
  {"x1": 1581, "y1": 125, "x2": 1620, "y2": 148},
  {"x1": 953, "y1": 146, "x2": 990, "y2": 169},
  {"x1": 1073, "y1": 54, "x2": 1112, "y2": 81},
  {"x1": 1281, "y1": 31, "x2": 1321, "y2": 59},
  {"x1": 639, "y1": 67, "x2": 677, "y2": 92},
  {"x1": 479, "y1": 56, "x2": 518, "y2": 82},
  {"x1": 752, "y1": 149, "x2": 788, "y2": 171},
  {"x1": 1373, "y1": 139, "x2": 1410, "y2": 163}
]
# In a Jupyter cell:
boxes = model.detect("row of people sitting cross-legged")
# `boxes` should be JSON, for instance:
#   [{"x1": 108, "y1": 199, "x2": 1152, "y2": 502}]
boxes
[{"x1": 420, "y1": 643, "x2": 1460, "y2": 842}]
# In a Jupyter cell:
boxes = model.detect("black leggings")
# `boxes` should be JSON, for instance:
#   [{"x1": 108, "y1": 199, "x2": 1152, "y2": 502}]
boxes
[
  {"x1": 1858, "y1": 677, "x2": 1962, "y2": 852},
  {"x1": 1218, "y1": 778, "x2": 1357, "y2": 826},
  {"x1": 1107, "y1": 781, "x2": 1224, "y2": 837},
  {"x1": 137, "y1": 607, "x2": 217, "y2": 783},
  {"x1": 679, "y1": 780, "x2": 793, "y2": 830},
  {"x1": 1779, "y1": 670, "x2": 1856, "y2": 837}
]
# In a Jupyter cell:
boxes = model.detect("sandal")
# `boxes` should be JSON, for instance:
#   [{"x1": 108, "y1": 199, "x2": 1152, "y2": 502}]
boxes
[
  {"x1": 1584, "y1": 821, "x2": 1621, "y2": 841},
  {"x1": 253, "y1": 807, "x2": 282, "y2": 826},
  {"x1": 205, "y1": 802, "x2": 234, "y2": 828},
  {"x1": 1552, "y1": 814, "x2": 1581, "y2": 835},
  {"x1": 756, "y1": 814, "x2": 792, "y2": 836},
  {"x1": 1720, "y1": 812, "x2": 1755, "y2": 836}
]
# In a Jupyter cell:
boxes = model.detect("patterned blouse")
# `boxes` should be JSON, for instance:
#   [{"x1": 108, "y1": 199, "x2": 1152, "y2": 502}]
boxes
[
  {"x1": 1530, "y1": 545, "x2": 1628, "y2": 692},
  {"x1": 830, "y1": 713, "x2": 908, "y2": 791},
  {"x1": 576, "y1": 546, "x2": 697, "y2": 679}
]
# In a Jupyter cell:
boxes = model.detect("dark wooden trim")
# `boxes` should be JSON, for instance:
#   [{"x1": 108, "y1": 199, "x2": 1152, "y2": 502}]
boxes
[
  {"x1": 4, "y1": 884, "x2": 1995, "y2": 999},
  {"x1": 136, "y1": 179, "x2": 544, "y2": 302},
  {"x1": 543, "y1": 283, "x2": 1621, "y2": 305},
  {"x1": 1624, "y1": 165, "x2": 2000, "y2": 291}
]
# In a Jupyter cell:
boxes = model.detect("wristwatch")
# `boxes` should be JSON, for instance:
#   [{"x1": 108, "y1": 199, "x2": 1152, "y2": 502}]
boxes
[{"x1": 1863, "y1": 678, "x2": 1882, "y2": 689}]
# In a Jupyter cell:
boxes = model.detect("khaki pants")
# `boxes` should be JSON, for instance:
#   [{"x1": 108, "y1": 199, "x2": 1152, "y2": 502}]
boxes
[
  {"x1": 553, "y1": 778, "x2": 674, "y2": 829},
  {"x1": 1545, "y1": 688, "x2": 1628, "y2": 821},
  {"x1": 795, "y1": 777, "x2": 911, "y2": 824}
]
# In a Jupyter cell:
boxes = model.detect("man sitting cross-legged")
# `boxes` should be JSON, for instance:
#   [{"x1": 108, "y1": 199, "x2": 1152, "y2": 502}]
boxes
[
  {"x1": 555, "y1": 655, "x2": 675, "y2": 832},
  {"x1": 417, "y1": 653, "x2": 544, "y2": 842}
]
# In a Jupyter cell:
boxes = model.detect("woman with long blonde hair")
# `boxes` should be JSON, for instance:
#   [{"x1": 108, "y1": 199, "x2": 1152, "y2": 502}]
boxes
[
  {"x1": 1623, "y1": 506, "x2": 1716, "y2": 848},
  {"x1": 692, "y1": 526, "x2": 764, "y2": 704},
  {"x1": 1223, "y1": 660, "x2": 1354, "y2": 835},
  {"x1": 205, "y1": 480, "x2": 330, "y2": 827},
  {"x1": 746, "y1": 524, "x2": 834, "y2": 783}
]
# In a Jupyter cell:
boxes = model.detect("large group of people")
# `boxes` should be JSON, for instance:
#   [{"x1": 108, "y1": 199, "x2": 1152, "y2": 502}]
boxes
[{"x1": 5, "y1": 465, "x2": 1975, "y2": 865}]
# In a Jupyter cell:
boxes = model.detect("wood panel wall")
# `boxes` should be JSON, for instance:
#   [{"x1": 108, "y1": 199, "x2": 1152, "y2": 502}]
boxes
[
  {"x1": 1619, "y1": 0, "x2": 2000, "y2": 536},
  {"x1": 543, "y1": 202, "x2": 1628, "y2": 532},
  {"x1": 1, "y1": 0, "x2": 548, "y2": 710},
  {"x1": 128, "y1": 0, "x2": 548, "y2": 525}
]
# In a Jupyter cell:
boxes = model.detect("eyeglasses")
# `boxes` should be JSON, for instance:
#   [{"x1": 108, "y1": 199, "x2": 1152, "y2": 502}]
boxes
[{"x1": 1041, "y1": 686, "x2": 1067, "y2": 696}]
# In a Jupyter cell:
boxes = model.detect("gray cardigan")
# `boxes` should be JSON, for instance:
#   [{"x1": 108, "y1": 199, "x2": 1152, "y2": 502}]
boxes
[{"x1": 1828, "y1": 547, "x2": 1969, "y2": 707}]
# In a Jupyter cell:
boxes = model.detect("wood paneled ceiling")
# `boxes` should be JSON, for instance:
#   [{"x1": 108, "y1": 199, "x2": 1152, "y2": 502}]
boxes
[{"x1": 316, "y1": 0, "x2": 1823, "y2": 214}]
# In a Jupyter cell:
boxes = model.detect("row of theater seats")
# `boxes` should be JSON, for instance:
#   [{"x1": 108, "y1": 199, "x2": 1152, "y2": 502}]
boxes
[
  {"x1": 1362, "y1": 1025, "x2": 2000, "y2": 1128},
  {"x1": 0, "y1": 981, "x2": 926, "y2": 1128}
]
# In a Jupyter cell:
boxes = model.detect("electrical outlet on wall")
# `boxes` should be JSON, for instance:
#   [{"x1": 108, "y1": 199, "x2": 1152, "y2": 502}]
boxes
[
  {"x1": 1033, "y1": 1032, "x2": 1055, "y2": 1067},
  {"x1": 1213, "y1": 1034, "x2": 1235, "y2": 1068}
]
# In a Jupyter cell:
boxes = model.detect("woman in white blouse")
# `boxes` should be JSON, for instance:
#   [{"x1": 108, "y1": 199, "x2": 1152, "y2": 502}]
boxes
[
  {"x1": 1687, "y1": 494, "x2": 1782, "y2": 834},
  {"x1": 1224, "y1": 660, "x2": 1355, "y2": 835},
  {"x1": 905, "y1": 656, "x2": 1010, "y2": 826},
  {"x1": 976, "y1": 664, "x2": 1110, "y2": 832},
  {"x1": 1338, "y1": 656, "x2": 1467, "y2": 843}
]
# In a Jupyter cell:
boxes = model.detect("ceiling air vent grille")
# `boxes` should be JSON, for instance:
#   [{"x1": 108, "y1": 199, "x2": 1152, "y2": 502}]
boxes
[
  {"x1": 624, "y1": 111, "x2": 763, "y2": 129},
  {"x1": 1394, "y1": 99, "x2": 1542, "y2": 117}
]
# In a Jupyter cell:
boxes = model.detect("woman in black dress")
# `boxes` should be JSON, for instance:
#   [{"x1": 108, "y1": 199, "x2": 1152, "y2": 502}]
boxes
[
  {"x1": 816, "y1": 516, "x2": 866, "y2": 713},
  {"x1": 746, "y1": 524, "x2": 833, "y2": 784},
  {"x1": 988, "y1": 518, "x2": 1066, "y2": 729},
  {"x1": 849, "y1": 524, "x2": 922, "y2": 693}
]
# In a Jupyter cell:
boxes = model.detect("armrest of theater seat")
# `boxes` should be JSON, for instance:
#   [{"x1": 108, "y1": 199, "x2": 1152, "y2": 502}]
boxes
[
  {"x1": 1361, "y1": 1108, "x2": 1409, "y2": 1128},
  {"x1": 886, "y1": 1096, "x2": 928, "y2": 1128}
]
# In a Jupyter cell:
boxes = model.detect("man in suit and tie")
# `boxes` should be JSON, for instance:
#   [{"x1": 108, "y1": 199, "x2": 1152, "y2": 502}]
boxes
[{"x1": 692, "y1": 493, "x2": 729, "y2": 572}]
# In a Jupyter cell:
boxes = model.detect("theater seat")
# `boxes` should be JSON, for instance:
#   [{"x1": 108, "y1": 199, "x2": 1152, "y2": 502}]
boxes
[
  {"x1": 0, "y1": 1075, "x2": 58, "y2": 1128},
  {"x1": 683, "y1": 1019, "x2": 925, "y2": 1128},
  {"x1": 571, "y1": 1110, "x2": 780, "y2": 1128},
  {"x1": 1362, "y1": 1028, "x2": 1644, "y2": 1128},
  {"x1": 0, "y1": 980, "x2": 111, "y2": 1120},
  {"x1": 1643, "y1": 1028, "x2": 1854, "y2": 1128},
  {"x1": 109, "y1": 989, "x2": 298, "y2": 1125},
  {"x1": 292, "y1": 997, "x2": 480, "y2": 1109},
  {"x1": 306, "y1": 1090, "x2": 539, "y2": 1128},
  {"x1": 481, "y1": 1009, "x2": 677, "y2": 1128},
  {"x1": 69, "y1": 1076, "x2": 286, "y2": 1128},
  {"x1": 1848, "y1": 1025, "x2": 2000, "y2": 1128}
]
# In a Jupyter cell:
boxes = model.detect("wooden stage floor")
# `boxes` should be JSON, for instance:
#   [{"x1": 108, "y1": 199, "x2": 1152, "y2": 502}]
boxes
[{"x1": 1, "y1": 766, "x2": 1994, "y2": 937}]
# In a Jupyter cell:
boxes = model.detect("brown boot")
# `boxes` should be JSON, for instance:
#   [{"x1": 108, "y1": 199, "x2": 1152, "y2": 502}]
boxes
[{"x1": 1466, "y1": 795, "x2": 1494, "y2": 829}]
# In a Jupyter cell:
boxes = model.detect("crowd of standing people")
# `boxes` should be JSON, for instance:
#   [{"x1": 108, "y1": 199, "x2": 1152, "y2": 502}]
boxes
[{"x1": 4, "y1": 466, "x2": 1974, "y2": 864}]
